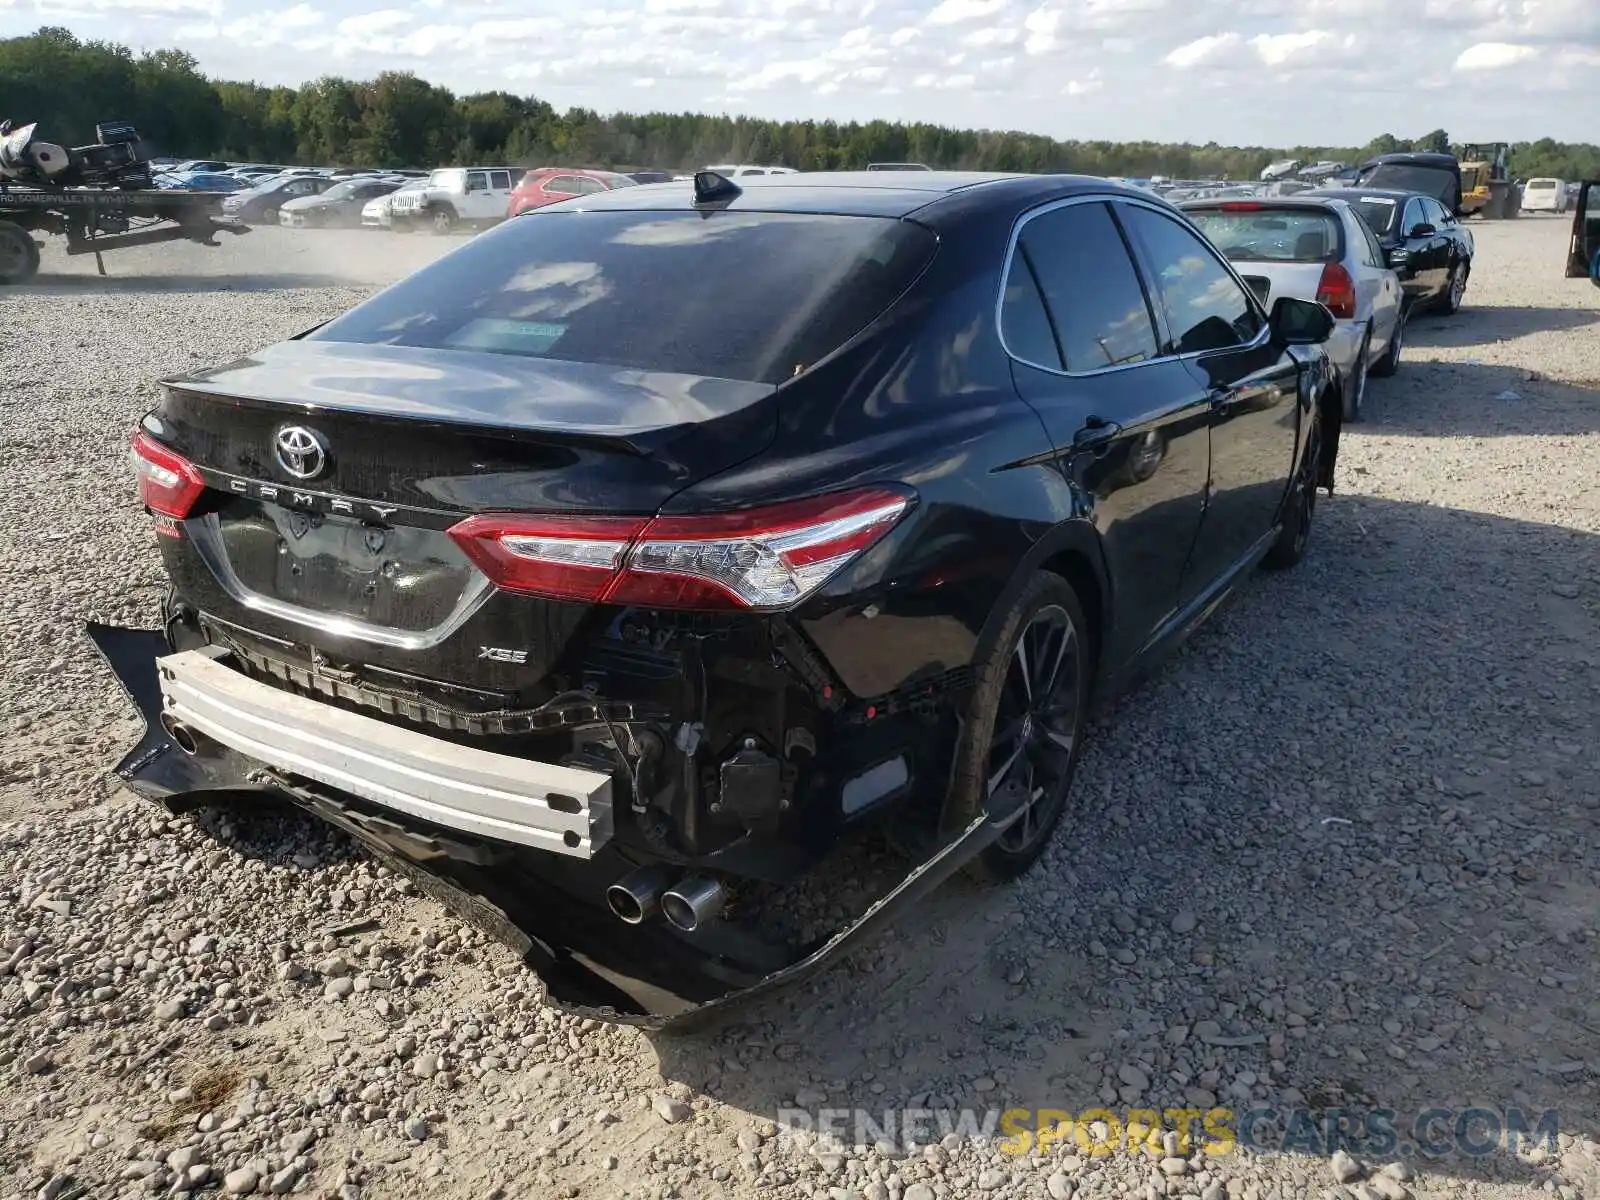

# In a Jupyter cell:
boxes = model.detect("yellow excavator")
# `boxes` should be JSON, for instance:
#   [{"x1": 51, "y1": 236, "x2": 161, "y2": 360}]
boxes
[{"x1": 1457, "y1": 143, "x2": 1521, "y2": 219}]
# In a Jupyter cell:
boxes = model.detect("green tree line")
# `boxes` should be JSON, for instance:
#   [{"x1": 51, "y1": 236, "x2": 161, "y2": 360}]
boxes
[{"x1": 5, "y1": 26, "x2": 1599, "y2": 182}]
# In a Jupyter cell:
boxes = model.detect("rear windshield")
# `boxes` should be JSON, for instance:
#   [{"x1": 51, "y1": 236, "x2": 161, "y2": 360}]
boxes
[
  {"x1": 1357, "y1": 164, "x2": 1456, "y2": 206},
  {"x1": 307, "y1": 209, "x2": 938, "y2": 385},
  {"x1": 1186, "y1": 208, "x2": 1342, "y2": 263},
  {"x1": 1347, "y1": 195, "x2": 1400, "y2": 236},
  {"x1": 1526, "y1": 180, "x2": 1558, "y2": 190}
]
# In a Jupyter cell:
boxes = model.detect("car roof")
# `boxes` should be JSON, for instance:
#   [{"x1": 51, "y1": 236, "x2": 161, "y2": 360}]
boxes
[
  {"x1": 549, "y1": 171, "x2": 1160, "y2": 220},
  {"x1": 1179, "y1": 195, "x2": 1348, "y2": 212},
  {"x1": 1305, "y1": 186, "x2": 1419, "y2": 203},
  {"x1": 1359, "y1": 152, "x2": 1458, "y2": 170}
]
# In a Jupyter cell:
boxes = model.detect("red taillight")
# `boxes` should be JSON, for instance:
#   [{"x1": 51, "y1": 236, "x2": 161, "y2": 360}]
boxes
[
  {"x1": 447, "y1": 487, "x2": 913, "y2": 611},
  {"x1": 447, "y1": 514, "x2": 650, "y2": 602},
  {"x1": 1219, "y1": 201, "x2": 1263, "y2": 212},
  {"x1": 130, "y1": 430, "x2": 206, "y2": 528},
  {"x1": 1316, "y1": 262, "x2": 1357, "y2": 319}
]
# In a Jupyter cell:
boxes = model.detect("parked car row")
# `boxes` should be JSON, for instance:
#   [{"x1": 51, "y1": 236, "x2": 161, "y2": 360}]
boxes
[{"x1": 1177, "y1": 167, "x2": 1476, "y2": 424}]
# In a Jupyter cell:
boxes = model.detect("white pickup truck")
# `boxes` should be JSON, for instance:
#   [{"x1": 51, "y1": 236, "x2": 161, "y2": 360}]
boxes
[{"x1": 389, "y1": 166, "x2": 521, "y2": 233}]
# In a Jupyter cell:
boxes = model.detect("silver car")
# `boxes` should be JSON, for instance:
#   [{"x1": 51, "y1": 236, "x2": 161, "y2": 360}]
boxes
[{"x1": 1181, "y1": 196, "x2": 1404, "y2": 422}]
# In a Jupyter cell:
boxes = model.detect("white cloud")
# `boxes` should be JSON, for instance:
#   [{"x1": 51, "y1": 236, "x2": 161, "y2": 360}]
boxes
[
  {"x1": 1453, "y1": 40, "x2": 1538, "y2": 68},
  {"x1": 336, "y1": 9, "x2": 410, "y2": 37},
  {"x1": 15, "y1": 0, "x2": 1595, "y2": 146},
  {"x1": 926, "y1": 0, "x2": 1006, "y2": 26},
  {"x1": 1251, "y1": 29, "x2": 1327, "y2": 64},
  {"x1": 1164, "y1": 32, "x2": 1242, "y2": 67}
]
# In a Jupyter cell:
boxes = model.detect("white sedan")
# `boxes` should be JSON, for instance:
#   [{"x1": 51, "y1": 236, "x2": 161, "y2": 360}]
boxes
[{"x1": 1182, "y1": 196, "x2": 1405, "y2": 423}]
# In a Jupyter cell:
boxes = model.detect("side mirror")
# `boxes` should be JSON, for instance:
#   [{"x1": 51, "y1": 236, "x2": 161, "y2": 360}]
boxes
[
  {"x1": 1409, "y1": 222, "x2": 1436, "y2": 237},
  {"x1": 1269, "y1": 296, "x2": 1335, "y2": 346}
]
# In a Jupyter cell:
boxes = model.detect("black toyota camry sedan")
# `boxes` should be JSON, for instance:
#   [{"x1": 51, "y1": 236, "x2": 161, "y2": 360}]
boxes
[{"x1": 96, "y1": 170, "x2": 1341, "y2": 1025}]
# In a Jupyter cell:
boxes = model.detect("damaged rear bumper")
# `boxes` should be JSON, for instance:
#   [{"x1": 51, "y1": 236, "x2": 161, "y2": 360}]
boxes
[{"x1": 87, "y1": 622, "x2": 1022, "y2": 1031}]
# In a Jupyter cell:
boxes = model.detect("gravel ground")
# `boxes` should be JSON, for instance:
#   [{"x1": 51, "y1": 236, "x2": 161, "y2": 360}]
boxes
[{"x1": 1, "y1": 218, "x2": 1598, "y2": 1200}]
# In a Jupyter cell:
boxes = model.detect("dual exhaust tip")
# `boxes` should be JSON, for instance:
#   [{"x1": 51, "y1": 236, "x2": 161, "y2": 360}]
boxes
[
  {"x1": 607, "y1": 865, "x2": 725, "y2": 933},
  {"x1": 164, "y1": 707, "x2": 724, "y2": 933}
]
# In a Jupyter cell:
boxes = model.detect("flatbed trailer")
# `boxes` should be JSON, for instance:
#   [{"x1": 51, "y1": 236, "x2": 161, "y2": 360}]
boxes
[{"x1": 0, "y1": 184, "x2": 249, "y2": 284}]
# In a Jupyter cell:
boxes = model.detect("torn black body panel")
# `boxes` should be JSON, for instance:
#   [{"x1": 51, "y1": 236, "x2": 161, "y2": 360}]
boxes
[{"x1": 87, "y1": 621, "x2": 1022, "y2": 1030}]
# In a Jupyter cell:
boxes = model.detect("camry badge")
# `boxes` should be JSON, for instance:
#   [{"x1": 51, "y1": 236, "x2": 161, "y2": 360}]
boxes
[{"x1": 274, "y1": 425, "x2": 329, "y2": 481}]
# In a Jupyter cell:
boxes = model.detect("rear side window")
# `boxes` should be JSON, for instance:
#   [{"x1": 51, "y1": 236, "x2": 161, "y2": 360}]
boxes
[
  {"x1": 1005, "y1": 201, "x2": 1158, "y2": 372},
  {"x1": 1350, "y1": 211, "x2": 1384, "y2": 266},
  {"x1": 1000, "y1": 259, "x2": 1063, "y2": 370},
  {"x1": 1118, "y1": 205, "x2": 1265, "y2": 355},
  {"x1": 308, "y1": 210, "x2": 937, "y2": 385},
  {"x1": 1185, "y1": 207, "x2": 1343, "y2": 263}
]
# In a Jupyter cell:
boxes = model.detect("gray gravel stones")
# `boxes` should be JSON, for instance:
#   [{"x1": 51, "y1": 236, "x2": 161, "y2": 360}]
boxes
[
  {"x1": 653, "y1": 1094, "x2": 692, "y2": 1124},
  {"x1": 1331, "y1": 1148, "x2": 1363, "y2": 1183},
  {"x1": 0, "y1": 221, "x2": 1597, "y2": 1200}
]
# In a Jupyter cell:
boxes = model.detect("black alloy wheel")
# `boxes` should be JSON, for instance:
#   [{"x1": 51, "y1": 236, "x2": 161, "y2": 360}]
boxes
[
  {"x1": 949, "y1": 572, "x2": 1091, "y2": 882},
  {"x1": 987, "y1": 604, "x2": 1082, "y2": 856}
]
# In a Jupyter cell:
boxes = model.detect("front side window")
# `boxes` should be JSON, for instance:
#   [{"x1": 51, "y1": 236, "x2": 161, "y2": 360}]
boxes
[
  {"x1": 1118, "y1": 205, "x2": 1264, "y2": 355},
  {"x1": 307, "y1": 210, "x2": 938, "y2": 385},
  {"x1": 465, "y1": 171, "x2": 489, "y2": 193},
  {"x1": 1007, "y1": 201, "x2": 1158, "y2": 372}
]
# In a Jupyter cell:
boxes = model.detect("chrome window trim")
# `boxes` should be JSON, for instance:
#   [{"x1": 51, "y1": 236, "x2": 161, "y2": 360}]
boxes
[
  {"x1": 187, "y1": 514, "x2": 496, "y2": 651},
  {"x1": 995, "y1": 192, "x2": 1270, "y2": 381}
]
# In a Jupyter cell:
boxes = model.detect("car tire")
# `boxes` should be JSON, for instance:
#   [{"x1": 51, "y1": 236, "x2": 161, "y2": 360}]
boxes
[
  {"x1": 947, "y1": 571, "x2": 1092, "y2": 884},
  {"x1": 430, "y1": 206, "x2": 457, "y2": 235},
  {"x1": 1263, "y1": 412, "x2": 1321, "y2": 572},
  {"x1": 1342, "y1": 328, "x2": 1370, "y2": 422},
  {"x1": 0, "y1": 221, "x2": 41, "y2": 285},
  {"x1": 260, "y1": 206, "x2": 280, "y2": 227},
  {"x1": 1438, "y1": 261, "x2": 1468, "y2": 315},
  {"x1": 1370, "y1": 313, "x2": 1403, "y2": 378}
]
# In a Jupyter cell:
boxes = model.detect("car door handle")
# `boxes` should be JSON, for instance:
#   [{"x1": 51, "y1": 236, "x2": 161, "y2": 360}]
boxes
[{"x1": 1072, "y1": 417, "x2": 1123, "y2": 452}]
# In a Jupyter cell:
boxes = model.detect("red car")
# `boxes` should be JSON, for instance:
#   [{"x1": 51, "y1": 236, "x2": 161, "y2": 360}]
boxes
[{"x1": 507, "y1": 167, "x2": 641, "y2": 216}]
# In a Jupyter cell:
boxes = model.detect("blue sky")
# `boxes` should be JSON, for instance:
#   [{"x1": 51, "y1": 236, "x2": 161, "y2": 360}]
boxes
[{"x1": 4, "y1": 0, "x2": 1597, "y2": 145}]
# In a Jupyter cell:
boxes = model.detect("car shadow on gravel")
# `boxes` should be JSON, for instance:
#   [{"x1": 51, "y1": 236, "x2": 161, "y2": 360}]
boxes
[
  {"x1": 1405, "y1": 304, "x2": 1600, "y2": 350},
  {"x1": 15, "y1": 273, "x2": 367, "y2": 294},
  {"x1": 647, "y1": 493, "x2": 1599, "y2": 1194},
  {"x1": 1363, "y1": 359, "x2": 1600, "y2": 438}
]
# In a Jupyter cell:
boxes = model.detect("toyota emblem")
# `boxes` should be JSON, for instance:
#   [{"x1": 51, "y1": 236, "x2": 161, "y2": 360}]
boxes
[{"x1": 273, "y1": 425, "x2": 329, "y2": 481}]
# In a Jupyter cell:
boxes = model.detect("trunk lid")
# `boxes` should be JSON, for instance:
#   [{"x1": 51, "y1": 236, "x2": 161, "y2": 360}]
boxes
[
  {"x1": 1230, "y1": 262, "x2": 1329, "y2": 308},
  {"x1": 152, "y1": 339, "x2": 777, "y2": 683}
]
